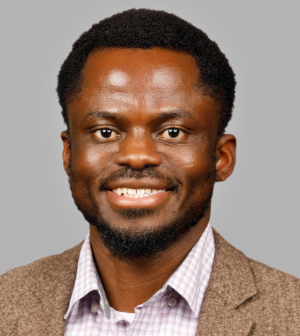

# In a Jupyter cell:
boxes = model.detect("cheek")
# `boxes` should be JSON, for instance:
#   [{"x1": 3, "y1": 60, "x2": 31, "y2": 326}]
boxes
[
  {"x1": 163, "y1": 144, "x2": 214, "y2": 183},
  {"x1": 71, "y1": 144, "x2": 114, "y2": 182}
]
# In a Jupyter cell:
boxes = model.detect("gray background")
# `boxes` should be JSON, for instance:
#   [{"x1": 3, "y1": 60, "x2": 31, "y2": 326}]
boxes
[{"x1": 0, "y1": 0, "x2": 299, "y2": 277}]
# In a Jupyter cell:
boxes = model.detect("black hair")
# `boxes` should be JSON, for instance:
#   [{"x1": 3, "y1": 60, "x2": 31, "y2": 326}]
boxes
[{"x1": 57, "y1": 8, "x2": 236, "y2": 136}]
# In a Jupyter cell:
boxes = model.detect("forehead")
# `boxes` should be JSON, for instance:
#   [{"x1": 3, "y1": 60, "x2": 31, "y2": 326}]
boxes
[
  {"x1": 79, "y1": 47, "x2": 200, "y2": 102},
  {"x1": 82, "y1": 47, "x2": 200, "y2": 82},
  {"x1": 69, "y1": 47, "x2": 219, "y2": 129}
]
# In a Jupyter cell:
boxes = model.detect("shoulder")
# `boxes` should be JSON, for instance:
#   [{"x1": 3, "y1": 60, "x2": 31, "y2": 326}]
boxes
[
  {"x1": 208, "y1": 229, "x2": 300, "y2": 334},
  {"x1": 0, "y1": 242, "x2": 83, "y2": 331},
  {"x1": 213, "y1": 228, "x2": 300, "y2": 293},
  {"x1": 244, "y1": 257, "x2": 300, "y2": 333},
  {"x1": 0, "y1": 241, "x2": 83, "y2": 289},
  {"x1": 249, "y1": 256, "x2": 300, "y2": 300}
]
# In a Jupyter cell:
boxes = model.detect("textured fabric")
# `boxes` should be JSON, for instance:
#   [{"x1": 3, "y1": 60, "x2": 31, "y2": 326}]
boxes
[
  {"x1": 2, "y1": 228, "x2": 300, "y2": 335},
  {"x1": 64, "y1": 224, "x2": 215, "y2": 336}
]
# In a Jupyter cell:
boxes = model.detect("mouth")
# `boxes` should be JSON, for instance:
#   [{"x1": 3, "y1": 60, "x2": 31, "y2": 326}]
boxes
[
  {"x1": 111, "y1": 188, "x2": 166, "y2": 198},
  {"x1": 105, "y1": 187, "x2": 173, "y2": 209},
  {"x1": 102, "y1": 175, "x2": 178, "y2": 209}
]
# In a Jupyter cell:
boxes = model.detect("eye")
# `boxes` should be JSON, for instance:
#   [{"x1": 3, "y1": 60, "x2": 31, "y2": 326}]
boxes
[
  {"x1": 94, "y1": 128, "x2": 119, "y2": 140},
  {"x1": 160, "y1": 128, "x2": 185, "y2": 140}
]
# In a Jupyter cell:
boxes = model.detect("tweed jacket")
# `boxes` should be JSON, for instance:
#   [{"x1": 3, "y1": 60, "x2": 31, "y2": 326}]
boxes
[{"x1": 1, "y1": 229, "x2": 300, "y2": 335}]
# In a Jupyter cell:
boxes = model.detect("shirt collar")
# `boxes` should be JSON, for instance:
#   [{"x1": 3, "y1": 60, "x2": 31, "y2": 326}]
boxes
[
  {"x1": 65, "y1": 224, "x2": 215, "y2": 320},
  {"x1": 64, "y1": 234, "x2": 110, "y2": 320},
  {"x1": 166, "y1": 224, "x2": 215, "y2": 318}
]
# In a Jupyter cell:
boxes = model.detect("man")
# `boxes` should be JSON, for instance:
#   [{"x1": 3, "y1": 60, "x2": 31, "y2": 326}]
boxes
[{"x1": 1, "y1": 8, "x2": 300, "y2": 336}]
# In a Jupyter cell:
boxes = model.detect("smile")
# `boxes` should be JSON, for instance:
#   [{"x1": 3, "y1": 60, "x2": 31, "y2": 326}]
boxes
[
  {"x1": 106, "y1": 188, "x2": 172, "y2": 209},
  {"x1": 112, "y1": 188, "x2": 166, "y2": 198}
]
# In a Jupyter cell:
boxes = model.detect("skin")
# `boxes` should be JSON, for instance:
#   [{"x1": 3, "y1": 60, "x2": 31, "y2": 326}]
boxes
[{"x1": 61, "y1": 48, "x2": 236, "y2": 313}]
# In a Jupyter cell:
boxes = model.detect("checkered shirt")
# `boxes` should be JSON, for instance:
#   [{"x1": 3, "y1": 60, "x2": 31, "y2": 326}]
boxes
[{"x1": 64, "y1": 224, "x2": 215, "y2": 336}]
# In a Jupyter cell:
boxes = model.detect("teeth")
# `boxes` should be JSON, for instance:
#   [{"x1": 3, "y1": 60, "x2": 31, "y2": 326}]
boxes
[{"x1": 112, "y1": 188, "x2": 166, "y2": 197}]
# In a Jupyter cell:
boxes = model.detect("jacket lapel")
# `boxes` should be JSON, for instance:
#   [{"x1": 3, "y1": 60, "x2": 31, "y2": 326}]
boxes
[
  {"x1": 196, "y1": 229, "x2": 256, "y2": 336},
  {"x1": 17, "y1": 242, "x2": 83, "y2": 336}
]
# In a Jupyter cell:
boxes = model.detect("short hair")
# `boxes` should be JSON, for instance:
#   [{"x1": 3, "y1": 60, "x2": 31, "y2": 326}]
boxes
[{"x1": 57, "y1": 8, "x2": 236, "y2": 136}]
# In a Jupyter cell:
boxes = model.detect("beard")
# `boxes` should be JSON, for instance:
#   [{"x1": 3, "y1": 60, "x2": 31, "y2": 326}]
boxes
[{"x1": 69, "y1": 161, "x2": 216, "y2": 262}]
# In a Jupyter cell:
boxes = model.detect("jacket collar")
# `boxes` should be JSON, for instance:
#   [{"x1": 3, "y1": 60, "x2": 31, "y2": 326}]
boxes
[{"x1": 196, "y1": 228, "x2": 257, "y2": 335}]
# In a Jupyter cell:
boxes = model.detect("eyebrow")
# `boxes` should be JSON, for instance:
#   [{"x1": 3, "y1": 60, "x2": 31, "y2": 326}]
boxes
[
  {"x1": 82, "y1": 108, "x2": 194, "y2": 123},
  {"x1": 152, "y1": 109, "x2": 195, "y2": 121},
  {"x1": 83, "y1": 111, "x2": 128, "y2": 123}
]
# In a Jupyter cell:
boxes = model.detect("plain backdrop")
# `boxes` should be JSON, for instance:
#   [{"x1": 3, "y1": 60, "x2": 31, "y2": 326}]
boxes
[{"x1": 0, "y1": 0, "x2": 299, "y2": 277}]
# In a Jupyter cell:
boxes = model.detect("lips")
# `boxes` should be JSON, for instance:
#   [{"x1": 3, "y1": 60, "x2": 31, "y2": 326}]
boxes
[
  {"x1": 104, "y1": 182, "x2": 173, "y2": 209},
  {"x1": 112, "y1": 188, "x2": 166, "y2": 198},
  {"x1": 102, "y1": 174, "x2": 178, "y2": 209},
  {"x1": 106, "y1": 189, "x2": 172, "y2": 208}
]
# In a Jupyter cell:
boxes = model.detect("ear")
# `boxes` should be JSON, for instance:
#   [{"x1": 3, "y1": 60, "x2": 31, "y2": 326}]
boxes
[
  {"x1": 61, "y1": 130, "x2": 71, "y2": 176},
  {"x1": 215, "y1": 134, "x2": 236, "y2": 182}
]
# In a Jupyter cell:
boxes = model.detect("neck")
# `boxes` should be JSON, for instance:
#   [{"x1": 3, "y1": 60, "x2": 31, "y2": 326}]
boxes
[{"x1": 89, "y1": 213, "x2": 210, "y2": 313}]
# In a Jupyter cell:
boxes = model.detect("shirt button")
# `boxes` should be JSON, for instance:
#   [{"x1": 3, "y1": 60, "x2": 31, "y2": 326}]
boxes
[
  {"x1": 168, "y1": 298, "x2": 177, "y2": 307},
  {"x1": 91, "y1": 303, "x2": 99, "y2": 313}
]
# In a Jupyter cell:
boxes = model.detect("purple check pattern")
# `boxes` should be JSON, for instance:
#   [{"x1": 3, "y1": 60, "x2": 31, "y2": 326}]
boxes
[{"x1": 64, "y1": 224, "x2": 215, "y2": 336}]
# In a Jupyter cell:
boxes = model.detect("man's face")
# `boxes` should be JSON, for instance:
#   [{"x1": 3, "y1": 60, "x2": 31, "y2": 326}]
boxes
[{"x1": 64, "y1": 48, "x2": 221, "y2": 259}]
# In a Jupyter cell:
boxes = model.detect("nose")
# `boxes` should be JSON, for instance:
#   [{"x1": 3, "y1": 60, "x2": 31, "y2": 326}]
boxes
[{"x1": 114, "y1": 133, "x2": 162, "y2": 170}]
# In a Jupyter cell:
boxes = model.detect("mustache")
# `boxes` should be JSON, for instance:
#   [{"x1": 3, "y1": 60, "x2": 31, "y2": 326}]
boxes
[{"x1": 100, "y1": 167, "x2": 179, "y2": 191}]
